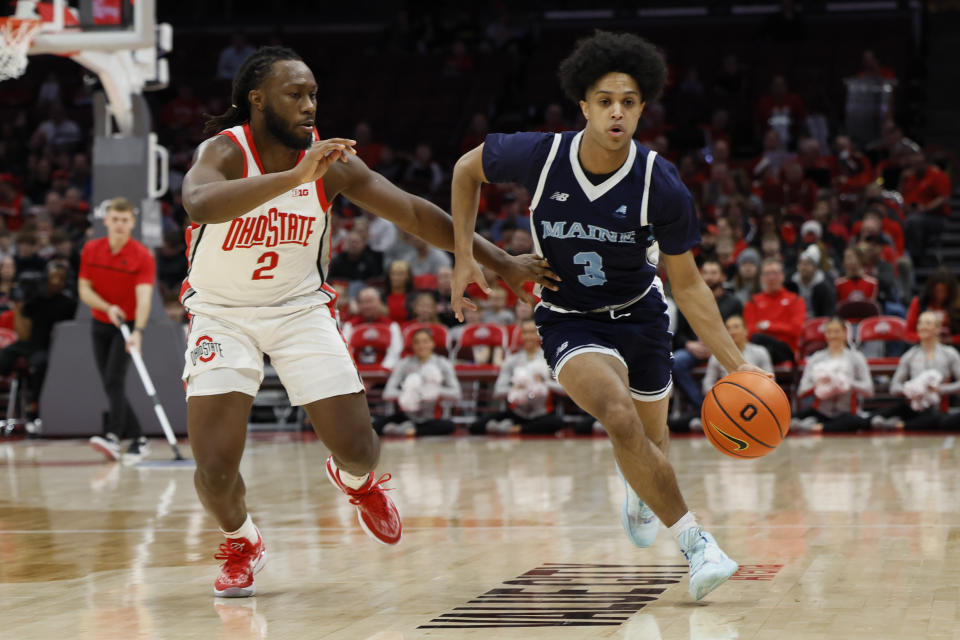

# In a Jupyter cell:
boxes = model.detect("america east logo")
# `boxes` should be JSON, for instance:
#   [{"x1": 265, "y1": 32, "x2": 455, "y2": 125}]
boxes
[{"x1": 191, "y1": 335, "x2": 224, "y2": 366}]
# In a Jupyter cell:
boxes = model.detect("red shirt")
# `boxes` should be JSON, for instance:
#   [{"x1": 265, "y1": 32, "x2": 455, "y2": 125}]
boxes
[
  {"x1": 835, "y1": 275, "x2": 878, "y2": 303},
  {"x1": 743, "y1": 288, "x2": 806, "y2": 352},
  {"x1": 79, "y1": 237, "x2": 156, "y2": 324},
  {"x1": 901, "y1": 166, "x2": 951, "y2": 216}
]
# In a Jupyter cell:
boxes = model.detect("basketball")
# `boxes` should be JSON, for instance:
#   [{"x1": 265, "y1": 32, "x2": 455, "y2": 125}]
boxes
[{"x1": 701, "y1": 371, "x2": 791, "y2": 459}]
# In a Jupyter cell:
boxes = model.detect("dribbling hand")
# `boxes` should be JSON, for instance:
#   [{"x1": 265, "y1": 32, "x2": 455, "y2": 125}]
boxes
[
  {"x1": 292, "y1": 138, "x2": 357, "y2": 184},
  {"x1": 737, "y1": 362, "x2": 774, "y2": 379},
  {"x1": 450, "y1": 257, "x2": 490, "y2": 323},
  {"x1": 498, "y1": 254, "x2": 561, "y2": 307}
]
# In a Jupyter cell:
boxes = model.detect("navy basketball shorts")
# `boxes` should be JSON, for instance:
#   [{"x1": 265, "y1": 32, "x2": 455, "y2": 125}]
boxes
[{"x1": 534, "y1": 291, "x2": 674, "y2": 402}]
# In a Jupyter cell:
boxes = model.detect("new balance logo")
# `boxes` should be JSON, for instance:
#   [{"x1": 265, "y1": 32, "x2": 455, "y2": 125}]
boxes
[
  {"x1": 614, "y1": 205, "x2": 628, "y2": 216},
  {"x1": 549, "y1": 191, "x2": 569, "y2": 202}
]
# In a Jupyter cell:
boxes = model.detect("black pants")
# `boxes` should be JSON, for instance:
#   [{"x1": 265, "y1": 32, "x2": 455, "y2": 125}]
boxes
[
  {"x1": 878, "y1": 401, "x2": 955, "y2": 431},
  {"x1": 0, "y1": 340, "x2": 47, "y2": 418},
  {"x1": 905, "y1": 212, "x2": 946, "y2": 267},
  {"x1": 470, "y1": 410, "x2": 567, "y2": 435},
  {"x1": 92, "y1": 320, "x2": 141, "y2": 440},
  {"x1": 373, "y1": 411, "x2": 456, "y2": 436},
  {"x1": 750, "y1": 334, "x2": 796, "y2": 365},
  {"x1": 794, "y1": 408, "x2": 869, "y2": 433}
]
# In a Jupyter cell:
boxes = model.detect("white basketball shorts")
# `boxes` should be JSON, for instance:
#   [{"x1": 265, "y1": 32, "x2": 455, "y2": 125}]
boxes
[{"x1": 182, "y1": 302, "x2": 364, "y2": 406}]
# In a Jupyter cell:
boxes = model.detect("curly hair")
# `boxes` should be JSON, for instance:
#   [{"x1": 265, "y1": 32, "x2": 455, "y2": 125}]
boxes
[
  {"x1": 557, "y1": 30, "x2": 667, "y2": 104},
  {"x1": 203, "y1": 46, "x2": 303, "y2": 135}
]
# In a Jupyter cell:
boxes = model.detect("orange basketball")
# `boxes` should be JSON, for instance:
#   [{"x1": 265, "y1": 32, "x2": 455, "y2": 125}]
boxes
[{"x1": 701, "y1": 371, "x2": 791, "y2": 459}]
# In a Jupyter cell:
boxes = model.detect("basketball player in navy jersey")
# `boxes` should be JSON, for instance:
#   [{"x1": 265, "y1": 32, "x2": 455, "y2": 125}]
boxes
[
  {"x1": 182, "y1": 47, "x2": 557, "y2": 597},
  {"x1": 451, "y1": 32, "x2": 771, "y2": 601}
]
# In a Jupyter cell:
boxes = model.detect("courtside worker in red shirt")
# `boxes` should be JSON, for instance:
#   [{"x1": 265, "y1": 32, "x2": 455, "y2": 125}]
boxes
[
  {"x1": 744, "y1": 258, "x2": 806, "y2": 363},
  {"x1": 78, "y1": 197, "x2": 156, "y2": 462}
]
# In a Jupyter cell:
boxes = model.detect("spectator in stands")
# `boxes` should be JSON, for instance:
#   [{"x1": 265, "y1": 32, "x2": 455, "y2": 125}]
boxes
[
  {"x1": 779, "y1": 161, "x2": 818, "y2": 216},
  {"x1": 407, "y1": 291, "x2": 441, "y2": 327},
  {"x1": 752, "y1": 129, "x2": 793, "y2": 184},
  {"x1": 0, "y1": 260, "x2": 76, "y2": 423},
  {"x1": 672, "y1": 260, "x2": 743, "y2": 407},
  {"x1": 481, "y1": 286, "x2": 515, "y2": 326},
  {"x1": 744, "y1": 258, "x2": 806, "y2": 363},
  {"x1": 155, "y1": 231, "x2": 188, "y2": 295},
  {"x1": 904, "y1": 268, "x2": 960, "y2": 344},
  {"x1": 859, "y1": 237, "x2": 904, "y2": 316},
  {"x1": 833, "y1": 134, "x2": 873, "y2": 194},
  {"x1": 460, "y1": 113, "x2": 488, "y2": 154},
  {"x1": 443, "y1": 40, "x2": 474, "y2": 76},
  {"x1": 216, "y1": 32, "x2": 256, "y2": 81},
  {"x1": 506, "y1": 228, "x2": 534, "y2": 256},
  {"x1": 0, "y1": 174, "x2": 27, "y2": 232},
  {"x1": 161, "y1": 85, "x2": 205, "y2": 136},
  {"x1": 353, "y1": 121, "x2": 383, "y2": 170},
  {"x1": 328, "y1": 230, "x2": 383, "y2": 296},
  {"x1": 0, "y1": 231, "x2": 13, "y2": 262},
  {"x1": 341, "y1": 286, "x2": 402, "y2": 369},
  {"x1": 0, "y1": 256, "x2": 16, "y2": 310},
  {"x1": 513, "y1": 299, "x2": 533, "y2": 323},
  {"x1": 900, "y1": 145, "x2": 952, "y2": 266},
  {"x1": 379, "y1": 328, "x2": 460, "y2": 437},
  {"x1": 403, "y1": 143, "x2": 444, "y2": 195},
  {"x1": 732, "y1": 247, "x2": 761, "y2": 304},
  {"x1": 793, "y1": 317, "x2": 873, "y2": 432},
  {"x1": 872, "y1": 311, "x2": 960, "y2": 430},
  {"x1": 536, "y1": 103, "x2": 569, "y2": 133},
  {"x1": 756, "y1": 75, "x2": 806, "y2": 150},
  {"x1": 359, "y1": 209, "x2": 397, "y2": 255},
  {"x1": 30, "y1": 104, "x2": 82, "y2": 151},
  {"x1": 384, "y1": 259, "x2": 414, "y2": 324},
  {"x1": 403, "y1": 235, "x2": 452, "y2": 276},
  {"x1": 858, "y1": 49, "x2": 896, "y2": 80},
  {"x1": 476, "y1": 320, "x2": 566, "y2": 435},
  {"x1": 15, "y1": 232, "x2": 45, "y2": 276},
  {"x1": 788, "y1": 245, "x2": 835, "y2": 318},
  {"x1": 836, "y1": 246, "x2": 878, "y2": 305}
]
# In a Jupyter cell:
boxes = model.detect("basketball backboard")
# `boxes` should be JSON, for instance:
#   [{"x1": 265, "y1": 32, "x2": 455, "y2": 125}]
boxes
[{"x1": 10, "y1": 0, "x2": 163, "y2": 55}]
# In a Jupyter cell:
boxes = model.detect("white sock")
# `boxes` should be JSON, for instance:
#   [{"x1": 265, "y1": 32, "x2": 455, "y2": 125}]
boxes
[
  {"x1": 668, "y1": 511, "x2": 699, "y2": 541},
  {"x1": 331, "y1": 457, "x2": 369, "y2": 490},
  {"x1": 222, "y1": 513, "x2": 258, "y2": 542}
]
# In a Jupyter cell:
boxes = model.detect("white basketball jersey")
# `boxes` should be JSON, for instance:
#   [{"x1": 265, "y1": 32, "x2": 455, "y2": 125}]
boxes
[{"x1": 180, "y1": 123, "x2": 336, "y2": 311}]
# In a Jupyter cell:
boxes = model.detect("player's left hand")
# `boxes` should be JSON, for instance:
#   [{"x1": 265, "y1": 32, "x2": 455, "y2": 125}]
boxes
[
  {"x1": 737, "y1": 362, "x2": 774, "y2": 379},
  {"x1": 125, "y1": 329, "x2": 142, "y2": 354},
  {"x1": 498, "y1": 254, "x2": 561, "y2": 306}
]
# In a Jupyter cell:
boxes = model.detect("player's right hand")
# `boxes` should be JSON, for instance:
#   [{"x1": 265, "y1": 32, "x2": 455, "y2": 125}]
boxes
[
  {"x1": 451, "y1": 257, "x2": 491, "y2": 323},
  {"x1": 291, "y1": 138, "x2": 357, "y2": 184},
  {"x1": 107, "y1": 304, "x2": 125, "y2": 327}
]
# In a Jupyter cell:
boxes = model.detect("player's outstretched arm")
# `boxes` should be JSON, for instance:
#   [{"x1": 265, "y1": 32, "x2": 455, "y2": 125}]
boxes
[
  {"x1": 324, "y1": 151, "x2": 559, "y2": 318},
  {"x1": 663, "y1": 250, "x2": 771, "y2": 378},
  {"x1": 183, "y1": 136, "x2": 355, "y2": 224}
]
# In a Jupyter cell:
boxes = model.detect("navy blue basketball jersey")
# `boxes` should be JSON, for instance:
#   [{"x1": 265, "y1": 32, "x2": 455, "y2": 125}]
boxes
[{"x1": 483, "y1": 130, "x2": 700, "y2": 312}]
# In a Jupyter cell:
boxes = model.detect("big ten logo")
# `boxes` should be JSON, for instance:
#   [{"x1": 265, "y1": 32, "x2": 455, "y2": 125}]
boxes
[
  {"x1": 191, "y1": 335, "x2": 224, "y2": 366},
  {"x1": 292, "y1": 187, "x2": 310, "y2": 197}
]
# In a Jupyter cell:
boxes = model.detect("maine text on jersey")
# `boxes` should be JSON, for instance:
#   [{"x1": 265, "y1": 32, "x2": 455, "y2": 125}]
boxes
[
  {"x1": 221, "y1": 208, "x2": 317, "y2": 250},
  {"x1": 540, "y1": 221, "x2": 640, "y2": 244}
]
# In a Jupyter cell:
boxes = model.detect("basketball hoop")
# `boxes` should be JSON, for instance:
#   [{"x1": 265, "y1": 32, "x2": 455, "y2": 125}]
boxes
[{"x1": 0, "y1": 16, "x2": 42, "y2": 81}]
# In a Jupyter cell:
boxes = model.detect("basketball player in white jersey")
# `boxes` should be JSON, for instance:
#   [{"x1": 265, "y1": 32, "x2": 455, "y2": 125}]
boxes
[{"x1": 181, "y1": 46, "x2": 559, "y2": 597}]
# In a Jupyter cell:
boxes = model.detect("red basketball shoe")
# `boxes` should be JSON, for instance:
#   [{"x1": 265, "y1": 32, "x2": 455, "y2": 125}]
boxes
[
  {"x1": 213, "y1": 528, "x2": 266, "y2": 597},
  {"x1": 325, "y1": 456, "x2": 402, "y2": 545}
]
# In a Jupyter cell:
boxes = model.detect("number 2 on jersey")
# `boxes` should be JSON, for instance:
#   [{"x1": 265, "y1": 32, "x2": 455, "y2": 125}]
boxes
[
  {"x1": 573, "y1": 251, "x2": 606, "y2": 287},
  {"x1": 252, "y1": 251, "x2": 279, "y2": 280}
]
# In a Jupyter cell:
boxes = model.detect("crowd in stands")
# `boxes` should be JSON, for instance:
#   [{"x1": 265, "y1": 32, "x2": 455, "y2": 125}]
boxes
[{"x1": 0, "y1": 11, "x2": 957, "y2": 435}]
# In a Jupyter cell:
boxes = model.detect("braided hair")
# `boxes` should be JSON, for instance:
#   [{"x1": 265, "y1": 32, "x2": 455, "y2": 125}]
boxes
[{"x1": 203, "y1": 46, "x2": 303, "y2": 135}]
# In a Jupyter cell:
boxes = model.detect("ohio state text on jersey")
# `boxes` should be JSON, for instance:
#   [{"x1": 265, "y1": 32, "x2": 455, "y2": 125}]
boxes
[{"x1": 180, "y1": 123, "x2": 336, "y2": 310}]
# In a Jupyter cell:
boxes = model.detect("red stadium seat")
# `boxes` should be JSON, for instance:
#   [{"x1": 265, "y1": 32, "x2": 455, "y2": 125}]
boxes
[
  {"x1": 453, "y1": 323, "x2": 507, "y2": 371},
  {"x1": 857, "y1": 315, "x2": 906, "y2": 345},
  {"x1": 348, "y1": 323, "x2": 393, "y2": 370},
  {"x1": 401, "y1": 322, "x2": 449, "y2": 357},
  {"x1": 413, "y1": 273, "x2": 438, "y2": 291},
  {"x1": 507, "y1": 324, "x2": 522, "y2": 352}
]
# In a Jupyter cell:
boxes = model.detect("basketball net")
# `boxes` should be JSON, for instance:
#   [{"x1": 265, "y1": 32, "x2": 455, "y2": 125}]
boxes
[{"x1": 0, "y1": 16, "x2": 41, "y2": 81}]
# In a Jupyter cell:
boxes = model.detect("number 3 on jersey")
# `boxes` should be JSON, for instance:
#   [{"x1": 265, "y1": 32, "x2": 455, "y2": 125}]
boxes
[
  {"x1": 573, "y1": 251, "x2": 606, "y2": 287},
  {"x1": 252, "y1": 251, "x2": 278, "y2": 280}
]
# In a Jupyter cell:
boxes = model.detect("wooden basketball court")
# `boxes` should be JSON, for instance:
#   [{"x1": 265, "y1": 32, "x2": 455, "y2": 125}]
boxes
[{"x1": 1, "y1": 432, "x2": 958, "y2": 639}]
